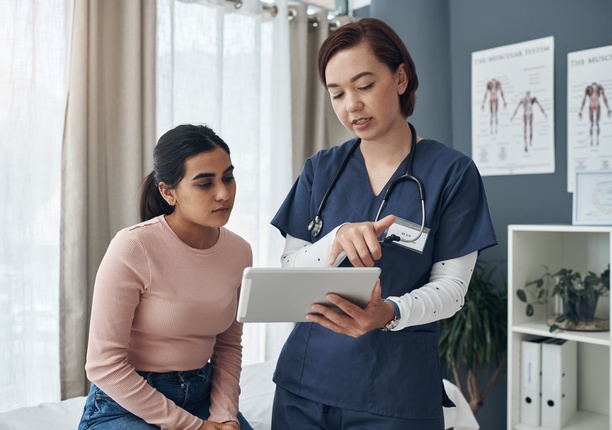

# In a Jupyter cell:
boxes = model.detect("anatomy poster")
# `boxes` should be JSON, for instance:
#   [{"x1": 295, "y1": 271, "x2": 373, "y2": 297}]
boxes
[
  {"x1": 567, "y1": 45, "x2": 612, "y2": 192},
  {"x1": 472, "y1": 36, "x2": 555, "y2": 176}
]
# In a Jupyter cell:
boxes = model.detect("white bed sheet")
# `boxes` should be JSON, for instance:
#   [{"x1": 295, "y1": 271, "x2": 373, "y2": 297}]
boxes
[{"x1": 0, "y1": 361, "x2": 478, "y2": 430}]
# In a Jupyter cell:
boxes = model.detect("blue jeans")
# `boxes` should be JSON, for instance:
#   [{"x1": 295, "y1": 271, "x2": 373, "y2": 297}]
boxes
[{"x1": 78, "y1": 363, "x2": 253, "y2": 429}]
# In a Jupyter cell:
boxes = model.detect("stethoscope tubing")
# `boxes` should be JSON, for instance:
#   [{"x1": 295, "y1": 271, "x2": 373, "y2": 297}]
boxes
[{"x1": 307, "y1": 122, "x2": 426, "y2": 243}]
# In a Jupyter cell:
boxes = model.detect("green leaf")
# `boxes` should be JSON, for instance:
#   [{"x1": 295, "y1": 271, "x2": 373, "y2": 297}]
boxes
[{"x1": 438, "y1": 259, "x2": 507, "y2": 382}]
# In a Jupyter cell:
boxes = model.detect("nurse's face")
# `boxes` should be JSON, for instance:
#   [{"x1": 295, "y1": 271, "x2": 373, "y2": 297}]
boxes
[{"x1": 324, "y1": 42, "x2": 407, "y2": 143}]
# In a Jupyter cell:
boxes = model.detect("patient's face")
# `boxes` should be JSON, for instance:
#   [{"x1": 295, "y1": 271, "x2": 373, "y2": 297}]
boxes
[{"x1": 170, "y1": 147, "x2": 236, "y2": 231}]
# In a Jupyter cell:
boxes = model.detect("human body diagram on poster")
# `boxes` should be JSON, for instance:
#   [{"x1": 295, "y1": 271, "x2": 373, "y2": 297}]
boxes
[
  {"x1": 471, "y1": 37, "x2": 555, "y2": 177},
  {"x1": 479, "y1": 78, "x2": 550, "y2": 154},
  {"x1": 511, "y1": 90, "x2": 548, "y2": 152},
  {"x1": 578, "y1": 82, "x2": 611, "y2": 146},
  {"x1": 567, "y1": 44, "x2": 612, "y2": 192}
]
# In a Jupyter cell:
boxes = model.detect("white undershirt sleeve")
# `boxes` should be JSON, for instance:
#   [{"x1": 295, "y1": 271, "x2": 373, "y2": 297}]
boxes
[
  {"x1": 385, "y1": 251, "x2": 478, "y2": 330},
  {"x1": 280, "y1": 230, "x2": 347, "y2": 267},
  {"x1": 279, "y1": 233, "x2": 478, "y2": 331}
]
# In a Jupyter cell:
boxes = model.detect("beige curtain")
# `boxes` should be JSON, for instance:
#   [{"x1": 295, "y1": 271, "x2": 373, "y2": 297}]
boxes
[
  {"x1": 0, "y1": 0, "x2": 71, "y2": 410},
  {"x1": 60, "y1": 0, "x2": 156, "y2": 399},
  {"x1": 288, "y1": 5, "x2": 354, "y2": 179},
  {"x1": 156, "y1": 0, "x2": 295, "y2": 365}
]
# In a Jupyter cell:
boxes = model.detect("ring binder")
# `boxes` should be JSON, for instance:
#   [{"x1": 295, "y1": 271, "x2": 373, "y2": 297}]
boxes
[
  {"x1": 540, "y1": 339, "x2": 577, "y2": 429},
  {"x1": 520, "y1": 337, "x2": 547, "y2": 426}
]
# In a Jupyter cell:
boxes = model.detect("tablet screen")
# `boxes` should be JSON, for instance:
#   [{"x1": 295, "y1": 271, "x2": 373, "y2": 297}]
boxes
[{"x1": 237, "y1": 267, "x2": 381, "y2": 323}]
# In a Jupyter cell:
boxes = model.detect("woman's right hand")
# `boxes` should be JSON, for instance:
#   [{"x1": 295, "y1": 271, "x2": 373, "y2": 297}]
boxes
[
  {"x1": 329, "y1": 215, "x2": 395, "y2": 267},
  {"x1": 198, "y1": 420, "x2": 239, "y2": 430}
]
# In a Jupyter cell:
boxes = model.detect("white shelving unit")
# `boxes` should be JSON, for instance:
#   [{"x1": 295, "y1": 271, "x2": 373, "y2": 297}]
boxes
[{"x1": 508, "y1": 225, "x2": 612, "y2": 430}]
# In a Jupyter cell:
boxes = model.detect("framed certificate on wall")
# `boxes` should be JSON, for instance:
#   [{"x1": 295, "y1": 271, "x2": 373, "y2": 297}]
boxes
[{"x1": 573, "y1": 171, "x2": 612, "y2": 225}]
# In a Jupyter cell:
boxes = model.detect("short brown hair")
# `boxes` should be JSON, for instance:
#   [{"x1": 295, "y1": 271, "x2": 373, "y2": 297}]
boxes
[{"x1": 317, "y1": 18, "x2": 418, "y2": 118}]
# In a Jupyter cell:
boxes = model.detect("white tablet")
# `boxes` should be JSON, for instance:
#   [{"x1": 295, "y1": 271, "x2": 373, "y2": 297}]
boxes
[{"x1": 237, "y1": 267, "x2": 381, "y2": 323}]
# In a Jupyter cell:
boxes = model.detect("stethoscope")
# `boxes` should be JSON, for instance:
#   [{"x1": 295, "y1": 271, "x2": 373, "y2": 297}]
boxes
[{"x1": 307, "y1": 122, "x2": 426, "y2": 243}]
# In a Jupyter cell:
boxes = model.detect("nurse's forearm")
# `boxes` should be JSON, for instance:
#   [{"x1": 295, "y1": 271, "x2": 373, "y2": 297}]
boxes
[
  {"x1": 385, "y1": 251, "x2": 477, "y2": 330},
  {"x1": 280, "y1": 230, "x2": 347, "y2": 267}
]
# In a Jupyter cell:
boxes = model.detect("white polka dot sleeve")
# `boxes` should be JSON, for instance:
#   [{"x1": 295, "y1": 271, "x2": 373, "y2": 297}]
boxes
[
  {"x1": 385, "y1": 251, "x2": 478, "y2": 330},
  {"x1": 280, "y1": 229, "x2": 347, "y2": 267},
  {"x1": 279, "y1": 233, "x2": 477, "y2": 330}
]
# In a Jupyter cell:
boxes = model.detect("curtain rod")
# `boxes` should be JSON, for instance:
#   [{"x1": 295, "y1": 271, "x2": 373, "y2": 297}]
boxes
[
  {"x1": 226, "y1": 0, "x2": 345, "y2": 29},
  {"x1": 226, "y1": 0, "x2": 279, "y2": 16},
  {"x1": 288, "y1": 7, "x2": 344, "y2": 30}
]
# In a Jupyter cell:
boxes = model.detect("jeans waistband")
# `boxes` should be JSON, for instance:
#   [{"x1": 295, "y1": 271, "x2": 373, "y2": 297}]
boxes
[{"x1": 136, "y1": 361, "x2": 211, "y2": 380}]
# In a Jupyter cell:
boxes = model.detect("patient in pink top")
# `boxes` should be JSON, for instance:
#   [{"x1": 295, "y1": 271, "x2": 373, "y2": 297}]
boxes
[{"x1": 78, "y1": 124, "x2": 254, "y2": 430}]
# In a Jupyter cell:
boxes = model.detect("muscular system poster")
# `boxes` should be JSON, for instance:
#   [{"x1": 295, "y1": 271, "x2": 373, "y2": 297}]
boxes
[
  {"x1": 471, "y1": 36, "x2": 555, "y2": 176},
  {"x1": 567, "y1": 45, "x2": 612, "y2": 192}
]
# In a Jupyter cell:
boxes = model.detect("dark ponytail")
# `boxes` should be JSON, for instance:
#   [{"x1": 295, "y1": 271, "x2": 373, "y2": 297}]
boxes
[
  {"x1": 139, "y1": 172, "x2": 174, "y2": 222},
  {"x1": 139, "y1": 124, "x2": 231, "y2": 222}
]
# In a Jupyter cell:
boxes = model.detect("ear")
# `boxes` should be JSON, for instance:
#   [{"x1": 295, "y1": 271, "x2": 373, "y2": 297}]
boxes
[
  {"x1": 158, "y1": 182, "x2": 176, "y2": 206},
  {"x1": 396, "y1": 63, "x2": 408, "y2": 95}
]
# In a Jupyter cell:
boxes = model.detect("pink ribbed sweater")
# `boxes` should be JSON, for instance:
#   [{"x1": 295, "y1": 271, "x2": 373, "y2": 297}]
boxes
[{"x1": 85, "y1": 215, "x2": 252, "y2": 429}]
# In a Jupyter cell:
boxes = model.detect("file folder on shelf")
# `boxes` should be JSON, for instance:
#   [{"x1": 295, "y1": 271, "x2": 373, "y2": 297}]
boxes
[
  {"x1": 520, "y1": 337, "x2": 547, "y2": 426},
  {"x1": 540, "y1": 338, "x2": 577, "y2": 429}
]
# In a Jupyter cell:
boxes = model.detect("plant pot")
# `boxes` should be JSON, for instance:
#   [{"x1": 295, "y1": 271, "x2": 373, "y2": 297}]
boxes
[
  {"x1": 547, "y1": 294, "x2": 609, "y2": 332},
  {"x1": 565, "y1": 296, "x2": 597, "y2": 322}
]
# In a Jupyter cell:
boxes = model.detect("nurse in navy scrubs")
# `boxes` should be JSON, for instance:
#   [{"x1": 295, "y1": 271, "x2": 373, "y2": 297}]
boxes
[{"x1": 270, "y1": 18, "x2": 497, "y2": 430}]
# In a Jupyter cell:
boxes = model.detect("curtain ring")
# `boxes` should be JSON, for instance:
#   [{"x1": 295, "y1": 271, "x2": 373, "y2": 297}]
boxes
[
  {"x1": 263, "y1": 4, "x2": 278, "y2": 17},
  {"x1": 288, "y1": 7, "x2": 297, "y2": 21},
  {"x1": 329, "y1": 18, "x2": 342, "y2": 31}
]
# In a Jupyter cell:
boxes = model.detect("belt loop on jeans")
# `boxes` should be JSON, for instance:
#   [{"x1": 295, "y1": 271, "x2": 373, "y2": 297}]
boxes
[{"x1": 177, "y1": 371, "x2": 186, "y2": 386}]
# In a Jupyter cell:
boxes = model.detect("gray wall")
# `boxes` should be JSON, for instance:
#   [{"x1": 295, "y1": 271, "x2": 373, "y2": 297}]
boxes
[
  {"x1": 370, "y1": 0, "x2": 452, "y2": 145},
  {"x1": 367, "y1": 0, "x2": 612, "y2": 429},
  {"x1": 449, "y1": 0, "x2": 612, "y2": 267}
]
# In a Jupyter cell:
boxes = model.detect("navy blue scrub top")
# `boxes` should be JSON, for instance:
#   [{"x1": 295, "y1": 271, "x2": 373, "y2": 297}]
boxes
[{"x1": 271, "y1": 136, "x2": 497, "y2": 420}]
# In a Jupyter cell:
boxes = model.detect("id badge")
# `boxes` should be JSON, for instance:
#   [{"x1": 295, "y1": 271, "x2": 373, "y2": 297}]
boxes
[{"x1": 380, "y1": 216, "x2": 429, "y2": 253}]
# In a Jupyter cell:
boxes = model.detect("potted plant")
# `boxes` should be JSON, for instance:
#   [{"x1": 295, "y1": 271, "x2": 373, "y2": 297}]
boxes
[
  {"x1": 438, "y1": 260, "x2": 507, "y2": 414},
  {"x1": 517, "y1": 265, "x2": 610, "y2": 332}
]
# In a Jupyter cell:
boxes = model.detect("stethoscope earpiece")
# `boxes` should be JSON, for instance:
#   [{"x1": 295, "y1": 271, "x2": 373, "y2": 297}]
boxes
[{"x1": 383, "y1": 234, "x2": 401, "y2": 243}]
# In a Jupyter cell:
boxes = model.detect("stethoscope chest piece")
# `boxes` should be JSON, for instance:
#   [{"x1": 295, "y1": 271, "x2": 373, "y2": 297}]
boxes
[{"x1": 307, "y1": 215, "x2": 323, "y2": 237}]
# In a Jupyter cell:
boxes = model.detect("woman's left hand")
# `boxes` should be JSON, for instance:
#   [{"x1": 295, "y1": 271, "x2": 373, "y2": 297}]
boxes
[
  {"x1": 306, "y1": 280, "x2": 395, "y2": 337},
  {"x1": 199, "y1": 420, "x2": 239, "y2": 430}
]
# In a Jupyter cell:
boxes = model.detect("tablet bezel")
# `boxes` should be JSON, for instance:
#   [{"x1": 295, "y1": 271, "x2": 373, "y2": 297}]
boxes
[{"x1": 237, "y1": 267, "x2": 381, "y2": 323}]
